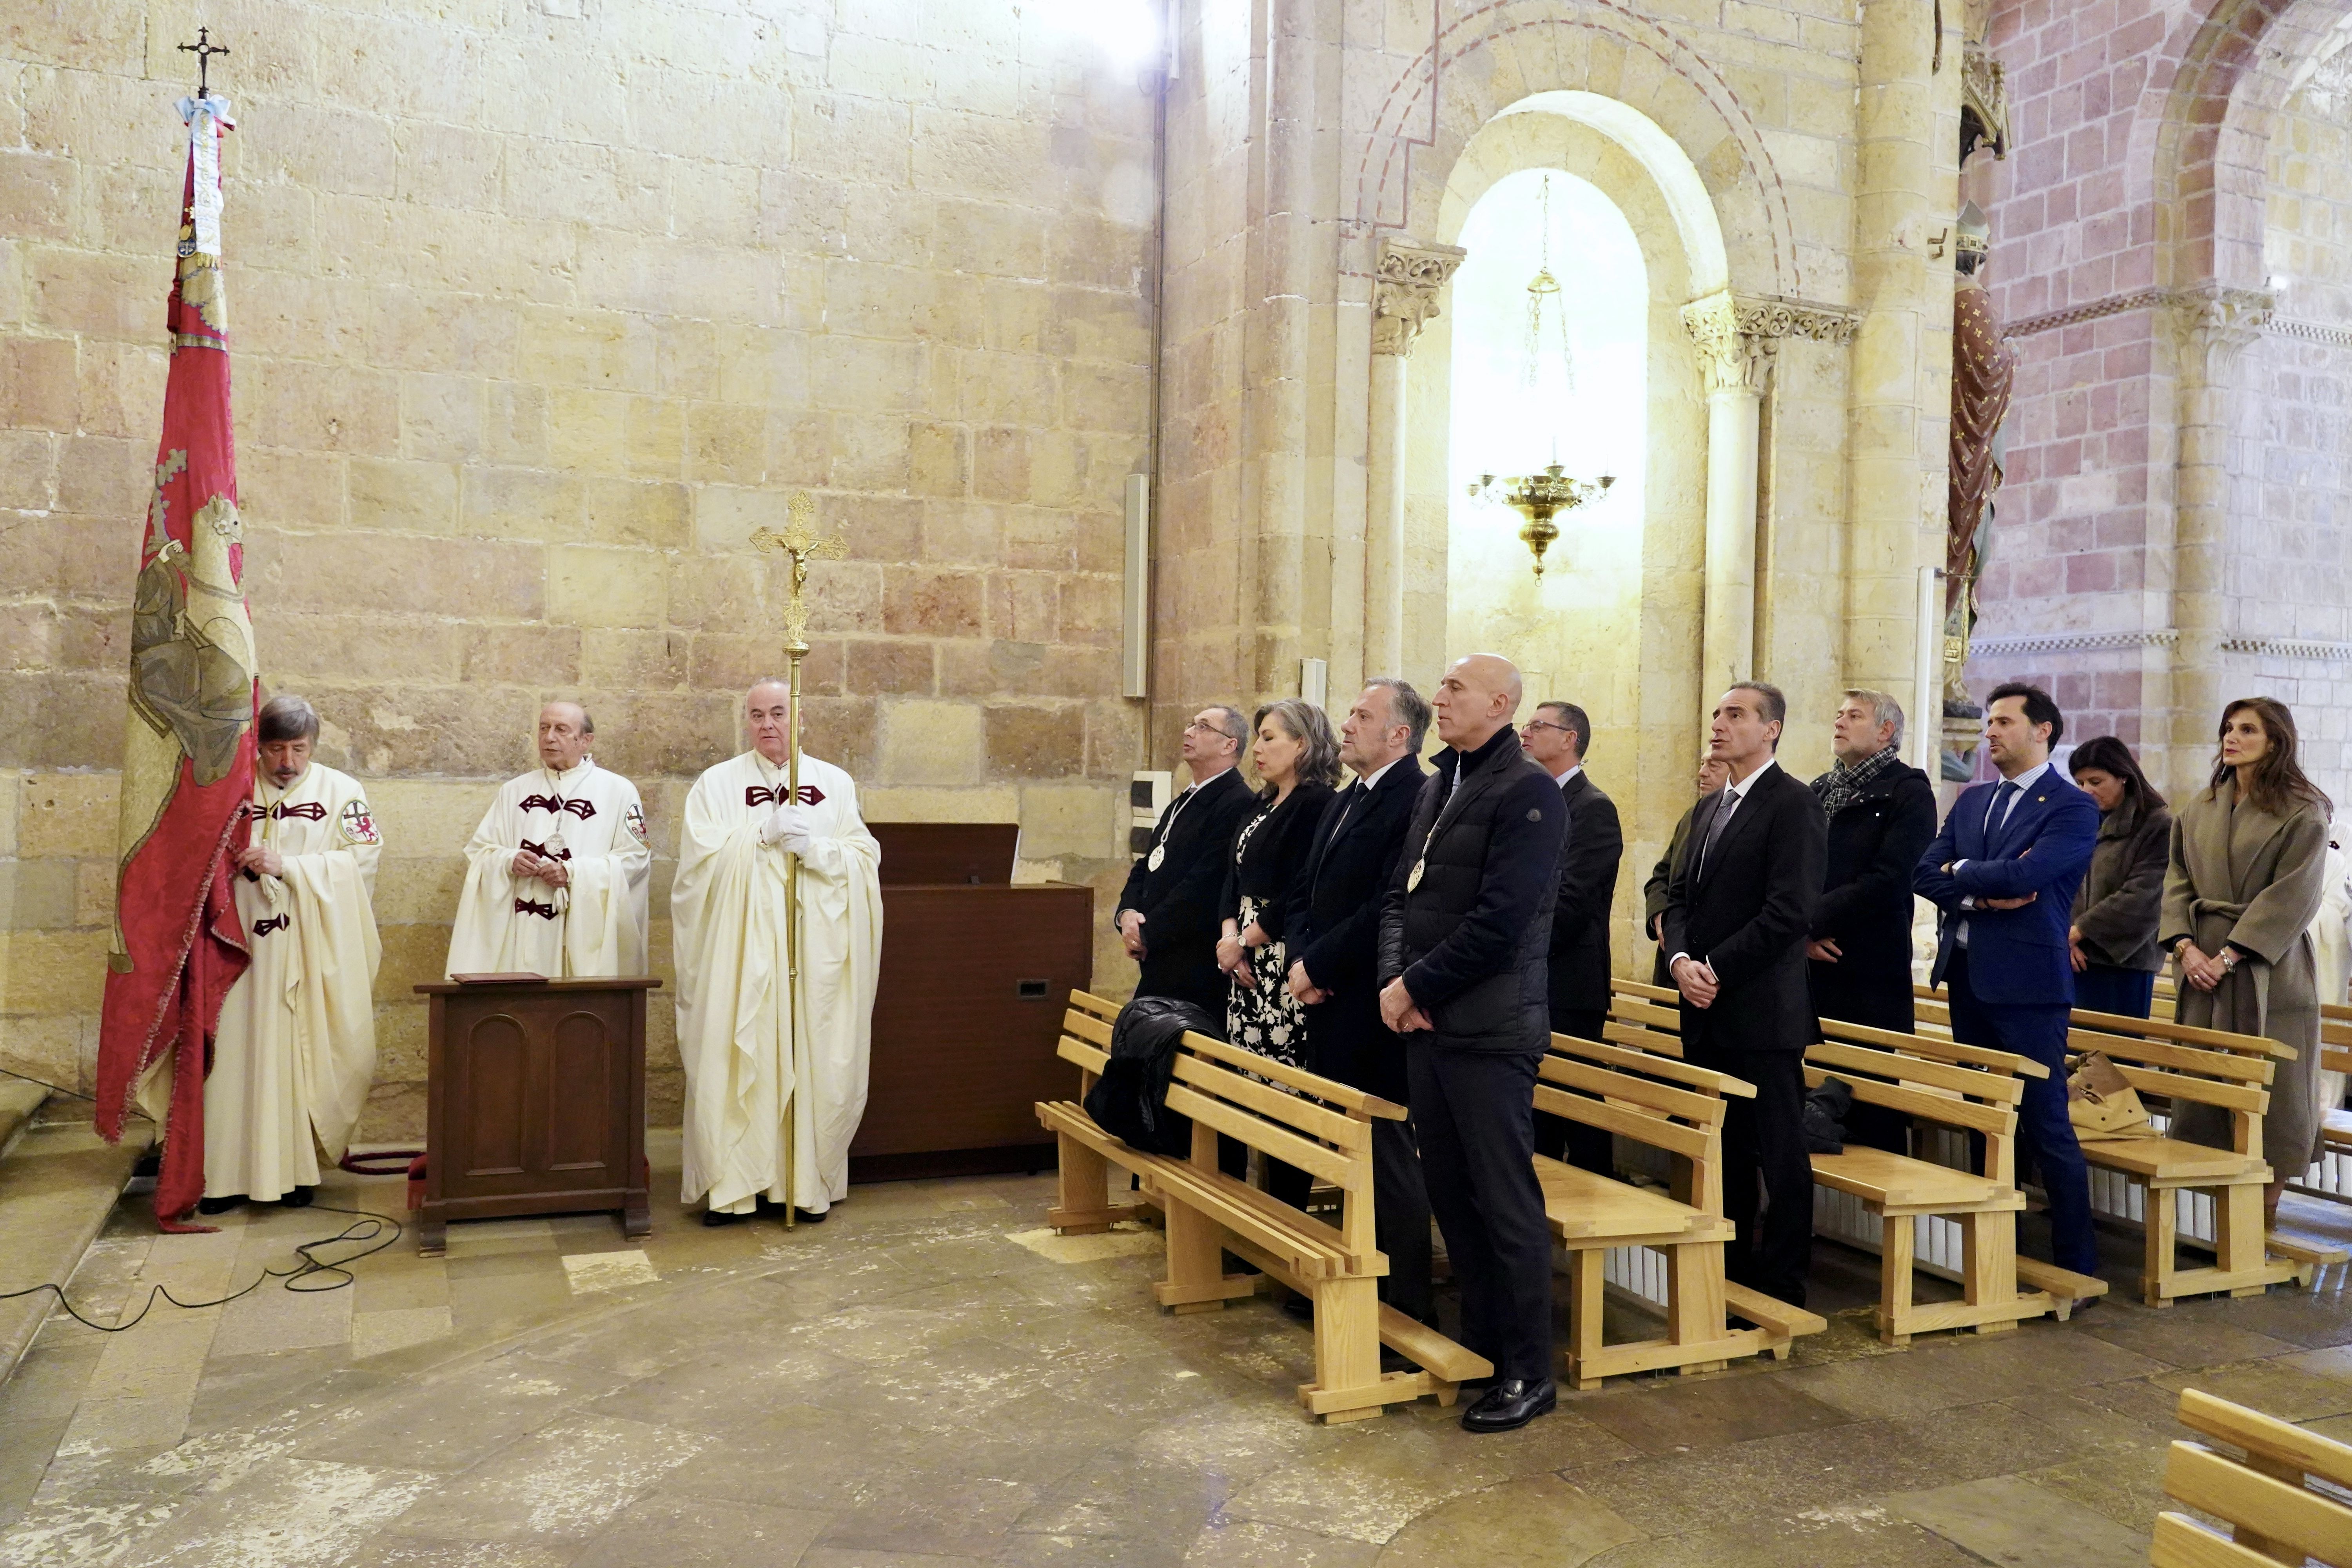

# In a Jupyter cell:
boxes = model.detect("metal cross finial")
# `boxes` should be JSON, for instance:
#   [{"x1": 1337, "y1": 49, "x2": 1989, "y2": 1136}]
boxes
[
  {"x1": 179, "y1": 27, "x2": 229, "y2": 97},
  {"x1": 750, "y1": 492, "x2": 846, "y2": 653}
]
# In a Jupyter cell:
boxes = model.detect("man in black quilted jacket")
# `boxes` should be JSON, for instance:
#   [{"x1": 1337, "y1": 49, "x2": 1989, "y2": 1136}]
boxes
[{"x1": 1378, "y1": 653, "x2": 1565, "y2": 1433}]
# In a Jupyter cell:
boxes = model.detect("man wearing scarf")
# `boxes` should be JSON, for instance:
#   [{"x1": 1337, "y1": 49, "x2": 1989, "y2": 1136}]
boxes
[{"x1": 1806, "y1": 690, "x2": 1937, "y2": 1037}]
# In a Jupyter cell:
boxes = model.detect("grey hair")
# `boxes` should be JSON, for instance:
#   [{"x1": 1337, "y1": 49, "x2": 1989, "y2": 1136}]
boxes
[
  {"x1": 1536, "y1": 700, "x2": 1592, "y2": 760},
  {"x1": 257, "y1": 693, "x2": 320, "y2": 744},
  {"x1": 1364, "y1": 677, "x2": 1431, "y2": 753},
  {"x1": 1253, "y1": 699, "x2": 1342, "y2": 795},
  {"x1": 1207, "y1": 704, "x2": 1249, "y2": 748},
  {"x1": 1841, "y1": 688, "x2": 1906, "y2": 752}
]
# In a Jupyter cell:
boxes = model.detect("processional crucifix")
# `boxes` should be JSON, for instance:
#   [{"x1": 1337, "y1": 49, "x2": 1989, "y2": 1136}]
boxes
[{"x1": 750, "y1": 494, "x2": 845, "y2": 1227}]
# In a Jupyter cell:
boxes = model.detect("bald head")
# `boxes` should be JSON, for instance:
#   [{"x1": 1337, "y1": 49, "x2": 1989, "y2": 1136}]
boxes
[
  {"x1": 536, "y1": 701, "x2": 593, "y2": 771},
  {"x1": 1432, "y1": 653, "x2": 1523, "y2": 752},
  {"x1": 747, "y1": 679, "x2": 793, "y2": 766}
]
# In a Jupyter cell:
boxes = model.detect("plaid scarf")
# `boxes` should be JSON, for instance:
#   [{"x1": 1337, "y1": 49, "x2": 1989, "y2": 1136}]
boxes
[{"x1": 1811, "y1": 745, "x2": 1903, "y2": 818}]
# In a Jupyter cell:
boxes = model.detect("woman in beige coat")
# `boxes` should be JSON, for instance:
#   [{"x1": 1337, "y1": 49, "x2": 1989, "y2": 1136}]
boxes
[{"x1": 2161, "y1": 697, "x2": 2333, "y2": 1221}]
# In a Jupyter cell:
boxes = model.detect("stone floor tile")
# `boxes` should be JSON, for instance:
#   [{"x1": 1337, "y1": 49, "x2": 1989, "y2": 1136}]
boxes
[
  {"x1": 2148, "y1": 1355, "x2": 2352, "y2": 1421},
  {"x1": 1215, "y1": 1417, "x2": 1550, "y2": 1544},
  {"x1": 208, "y1": 1278, "x2": 356, "y2": 1357},
  {"x1": 656, "y1": 1405, "x2": 932, "y2": 1514},
  {"x1": 1585, "y1": 1508, "x2": 1982, "y2": 1567},
  {"x1": 0, "y1": 1338, "x2": 102, "y2": 1422},
  {"x1": 570, "y1": 1490, "x2": 830, "y2": 1567},
  {"x1": 815, "y1": 1474, "x2": 1040, "y2": 1556},
  {"x1": 1184, "y1": 1518, "x2": 1383, "y2": 1567},
  {"x1": 0, "y1": 1490, "x2": 188, "y2": 1566},
  {"x1": 56, "y1": 1392, "x2": 198, "y2": 1458},
  {"x1": 383, "y1": 1413, "x2": 706, "y2": 1543},
  {"x1": 799, "y1": 1550, "x2": 994, "y2": 1568},
  {"x1": 341, "y1": 1538, "x2": 584, "y2": 1568},
  {"x1": 1574, "y1": 1368, "x2": 1860, "y2": 1455},
  {"x1": 299, "y1": 1357, "x2": 637, "y2": 1472},
  {"x1": 182, "y1": 1345, "x2": 355, "y2": 1437},
  {"x1": 118, "y1": 1457, "x2": 439, "y2": 1566},
  {"x1": 82, "y1": 1312, "x2": 220, "y2": 1402},
  {"x1": 443, "y1": 1220, "x2": 560, "y2": 1258},
  {"x1": 352, "y1": 1307, "x2": 456, "y2": 1360},
  {"x1": 562, "y1": 1252, "x2": 660, "y2": 1295},
  {"x1": 352, "y1": 1254, "x2": 454, "y2": 1314},
  {"x1": 2078, "y1": 1308, "x2": 2301, "y2": 1369},
  {"x1": 2018, "y1": 1447, "x2": 2174, "y2": 1533},
  {"x1": 0, "y1": 1417, "x2": 68, "y2": 1521},
  {"x1": 1373, "y1": 1475, "x2": 1640, "y2": 1566},
  {"x1": 1887, "y1": 1474, "x2": 2151, "y2": 1567}
]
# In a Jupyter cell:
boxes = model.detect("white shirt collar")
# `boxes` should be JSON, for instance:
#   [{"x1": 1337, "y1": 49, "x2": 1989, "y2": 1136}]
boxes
[
  {"x1": 1551, "y1": 762, "x2": 1583, "y2": 787},
  {"x1": 1357, "y1": 757, "x2": 1404, "y2": 791},
  {"x1": 1997, "y1": 759, "x2": 2052, "y2": 793},
  {"x1": 1724, "y1": 755, "x2": 1778, "y2": 800}
]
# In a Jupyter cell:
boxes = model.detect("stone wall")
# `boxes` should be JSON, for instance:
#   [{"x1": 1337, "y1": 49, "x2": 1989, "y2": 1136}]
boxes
[{"x1": 0, "y1": 0, "x2": 1156, "y2": 1136}]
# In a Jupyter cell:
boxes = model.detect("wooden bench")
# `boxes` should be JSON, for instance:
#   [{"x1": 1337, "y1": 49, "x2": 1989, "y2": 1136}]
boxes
[
  {"x1": 2061, "y1": 1015, "x2": 2330, "y2": 1305},
  {"x1": 2153, "y1": 1387, "x2": 2352, "y2": 1567},
  {"x1": 2301, "y1": 1002, "x2": 2352, "y2": 1203},
  {"x1": 1806, "y1": 1018, "x2": 2107, "y2": 1343},
  {"x1": 1535, "y1": 1030, "x2": 1824, "y2": 1387},
  {"x1": 1037, "y1": 991, "x2": 1492, "y2": 1423}
]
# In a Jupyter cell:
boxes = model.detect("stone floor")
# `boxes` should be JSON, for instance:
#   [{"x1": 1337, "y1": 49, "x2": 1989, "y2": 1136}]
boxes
[{"x1": 3, "y1": 1138, "x2": 2351, "y2": 1567}]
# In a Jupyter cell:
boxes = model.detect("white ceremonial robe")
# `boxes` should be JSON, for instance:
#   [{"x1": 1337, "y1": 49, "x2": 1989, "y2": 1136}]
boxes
[
  {"x1": 445, "y1": 759, "x2": 651, "y2": 978},
  {"x1": 205, "y1": 763, "x2": 383, "y2": 1201},
  {"x1": 672, "y1": 750, "x2": 884, "y2": 1214}
]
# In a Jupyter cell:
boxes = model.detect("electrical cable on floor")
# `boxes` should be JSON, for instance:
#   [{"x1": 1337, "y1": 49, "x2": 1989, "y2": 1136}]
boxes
[{"x1": 0, "y1": 1203, "x2": 405, "y2": 1334}]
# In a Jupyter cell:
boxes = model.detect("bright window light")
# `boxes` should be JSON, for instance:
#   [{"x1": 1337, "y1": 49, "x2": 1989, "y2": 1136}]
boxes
[{"x1": 1033, "y1": 0, "x2": 1160, "y2": 69}]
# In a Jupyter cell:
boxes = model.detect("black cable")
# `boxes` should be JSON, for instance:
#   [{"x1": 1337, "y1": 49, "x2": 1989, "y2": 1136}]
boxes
[
  {"x1": 0, "y1": 1203, "x2": 404, "y2": 1334},
  {"x1": 0, "y1": 1064, "x2": 93, "y2": 1101}
]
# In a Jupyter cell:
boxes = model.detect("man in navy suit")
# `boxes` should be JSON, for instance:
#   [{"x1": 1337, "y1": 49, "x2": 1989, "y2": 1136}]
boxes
[
  {"x1": 1288, "y1": 677, "x2": 1432, "y2": 1322},
  {"x1": 1915, "y1": 682, "x2": 2102, "y2": 1277}
]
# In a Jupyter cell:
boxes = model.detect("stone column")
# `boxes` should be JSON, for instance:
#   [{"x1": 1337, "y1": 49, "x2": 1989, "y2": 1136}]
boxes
[
  {"x1": 1364, "y1": 239, "x2": 1465, "y2": 677},
  {"x1": 1844, "y1": 0, "x2": 1960, "y2": 703},
  {"x1": 1681, "y1": 290, "x2": 1775, "y2": 692},
  {"x1": 2166, "y1": 284, "x2": 2270, "y2": 794}
]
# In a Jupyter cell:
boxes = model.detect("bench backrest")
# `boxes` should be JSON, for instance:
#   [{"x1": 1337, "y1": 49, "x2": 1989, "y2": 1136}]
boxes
[
  {"x1": 2065, "y1": 1019, "x2": 2275, "y2": 1158},
  {"x1": 2321, "y1": 1002, "x2": 2352, "y2": 1077},
  {"x1": 1056, "y1": 991, "x2": 1406, "y2": 1257},
  {"x1": 1806, "y1": 1016, "x2": 2031, "y2": 1181},
  {"x1": 1913, "y1": 988, "x2": 2292, "y2": 1065},
  {"x1": 1536, "y1": 1030, "x2": 1755, "y2": 1211},
  {"x1": 2157, "y1": 1387, "x2": 2352, "y2": 1567}
]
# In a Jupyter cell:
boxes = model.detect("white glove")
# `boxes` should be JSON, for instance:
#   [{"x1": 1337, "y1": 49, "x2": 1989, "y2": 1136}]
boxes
[{"x1": 760, "y1": 804, "x2": 814, "y2": 856}]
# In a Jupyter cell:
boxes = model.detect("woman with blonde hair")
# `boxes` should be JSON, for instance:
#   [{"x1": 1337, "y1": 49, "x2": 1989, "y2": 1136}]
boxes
[{"x1": 2161, "y1": 697, "x2": 2334, "y2": 1220}]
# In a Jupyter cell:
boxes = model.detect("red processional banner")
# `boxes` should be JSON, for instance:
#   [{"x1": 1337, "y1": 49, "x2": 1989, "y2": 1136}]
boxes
[{"x1": 92, "y1": 95, "x2": 260, "y2": 1230}]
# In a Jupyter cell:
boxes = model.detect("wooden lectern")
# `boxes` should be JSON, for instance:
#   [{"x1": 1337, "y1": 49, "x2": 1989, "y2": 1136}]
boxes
[
  {"x1": 850, "y1": 824, "x2": 1094, "y2": 1182},
  {"x1": 412, "y1": 975, "x2": 658, "y2": 1254}
]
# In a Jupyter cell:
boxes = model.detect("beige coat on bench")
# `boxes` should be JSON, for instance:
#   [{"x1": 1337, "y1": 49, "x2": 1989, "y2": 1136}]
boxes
[{"x1": 2162, "y1": 782, "x2": 2329, "y2": 1170}]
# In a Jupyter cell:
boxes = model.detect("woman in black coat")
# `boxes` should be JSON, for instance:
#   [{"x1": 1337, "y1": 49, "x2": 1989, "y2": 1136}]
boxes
[
  {"x1": 2066, "y1": 735, "x2": 2172, "y2": 1019},
  {"x1": 1806, "y1": 695, "x2": 1939, "y2": 1033}
]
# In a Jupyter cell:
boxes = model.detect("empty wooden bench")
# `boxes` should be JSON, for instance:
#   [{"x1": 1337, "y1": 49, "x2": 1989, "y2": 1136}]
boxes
[
  {"x1": 2064, "y1": 1015, "x2": 2325, "y2": 1305},
  {"x1": 1806, "y1": 1018, "x2": 2107, "y2": 1344},
  {"x1": 2153, "y1": 1387, "x2": 2352, "y2": 1566},
  {"x1": 1038, "y1": 992, "x2": 1491, "y2": 1422},
  {"x1": 1535, "y1": 1030, "x2": 1824, "y2": 1387},
  {"x1": 2299, "y1": 1002, "x2": 2352, "y2": 1203}
]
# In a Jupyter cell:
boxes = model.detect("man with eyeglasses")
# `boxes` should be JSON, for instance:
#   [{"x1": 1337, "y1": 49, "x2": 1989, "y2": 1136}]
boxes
[
  {"x1": 1521, "y1": 701, "x2": 1621, "y2": 1172},
  {"x1": 1116, "y1": 706, "x2": 1257, "y2": 1013}
]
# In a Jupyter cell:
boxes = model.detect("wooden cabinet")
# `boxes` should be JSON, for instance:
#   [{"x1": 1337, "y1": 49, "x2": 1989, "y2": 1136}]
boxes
[
  {"x1": 412, "y1": 975, "x2": 656, "y2": 1253},
  {"x1": 849, "y1": 824, "x2": 1094, "y2": 1183}
]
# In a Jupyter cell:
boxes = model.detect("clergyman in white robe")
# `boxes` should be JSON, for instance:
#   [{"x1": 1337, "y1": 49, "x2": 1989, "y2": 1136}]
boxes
[
  {"x1": 672, "y1": 748, "x2": 884, "y2": 1216},
  {"x1": 446, "y1": 757, "x2": 650, "y2": 978},
  {"x1": 204, "y1": 760, "x2": 383, "y2": 1201}
]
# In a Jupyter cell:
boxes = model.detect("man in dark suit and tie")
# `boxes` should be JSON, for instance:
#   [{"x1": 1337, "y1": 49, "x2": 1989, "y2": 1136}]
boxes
[
  {"x1": 1663, "y1": 682, "x2": 1827, "y2": 1309},
  {"x1": 1522, "y1": 700, "x2": 1623, "y2": 1169},
  {"x1": 1115, "y1": 706, "x2": 1256, "y2": 1016},
  {"x1": 1287, "y1": 677, "x2": 1432, "y2": 1323},
  {"x1": 1915, "y1": 682, "x2": 2102, "y2": 1277}
]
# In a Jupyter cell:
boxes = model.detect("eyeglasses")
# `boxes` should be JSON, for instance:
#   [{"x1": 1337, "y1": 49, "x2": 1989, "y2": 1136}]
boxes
[
  {"x1": 1184, "y1": 720, "x2": 1240, "y2": 741},
  {"x1": 1519, "y1": 720, "x2": 1571, "y2": 734}
]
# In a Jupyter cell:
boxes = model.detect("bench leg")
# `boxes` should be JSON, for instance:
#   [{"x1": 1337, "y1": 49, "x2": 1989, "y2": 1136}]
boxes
[
  {"x1": 1960, "y1": 1211, "x2": 2018, "y2": 1336},
  {"x1": 1047, "y1": 1131, "x2": 1123, "y2": 1234},
  {"x1": 1878, "y1": 1213, "x2": 1915, "y2": 1347},
  {"x1": 2215, "y1": 1182, "x2": 2268, "y2": 1294},
  {"x1": 1667, "y1": 1241, "x2": 1728, "y2": 1372},
  {"x1": 1565, "y1": 1249, "x2": 1606, "y2": 1390},
  {"x1": 1155, "y1": 1198, "x2": 1247, "y2": 1312},
  {"x1": 2143, "y1": 1181, "x2": 2176, "y2": 1307},
  {"x1": 1307, "y1": 1275, "x2": 1385, "y2": 1422}
]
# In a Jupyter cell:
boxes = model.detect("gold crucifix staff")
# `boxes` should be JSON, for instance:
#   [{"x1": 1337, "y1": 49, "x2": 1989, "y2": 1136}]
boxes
[{"x1": 750, "y1": 493, "x2": 845, "y2": 1229}]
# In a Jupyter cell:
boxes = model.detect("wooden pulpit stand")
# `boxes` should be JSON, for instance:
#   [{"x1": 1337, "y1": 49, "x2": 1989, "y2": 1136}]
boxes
[{"x1": 412, "y1": 975, "x2": 658, "y2": 1255}]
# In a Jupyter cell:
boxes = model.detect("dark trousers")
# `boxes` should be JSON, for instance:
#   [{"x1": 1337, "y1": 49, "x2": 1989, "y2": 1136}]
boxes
[
  {"x1": 1306, "y1": 1009, "x2": 1432, "y2": 1322},
  {"x1": 2073, "y1": 963, "x2": 2155, "y2": 1020},
  {"x1": 1217, "y1": 1137, "x2": 1312, "y2": 1209},
  {"x1": 1408, "y1": 1043, "x2": 1553, "y2": 1383},
  {"x1": 1947, "y1": 948, "x2": 2098, "y2": 1275},
  {"x1": 1535, "y1": 1007, "x2": 1612, "y2": 1174},
  {"x1": 1684, "y1": 1038, "x2": 1812, "y2": 1308},
  {"x1": 1808, "y1": 961, "x2": 1915, "y2": 1155}
]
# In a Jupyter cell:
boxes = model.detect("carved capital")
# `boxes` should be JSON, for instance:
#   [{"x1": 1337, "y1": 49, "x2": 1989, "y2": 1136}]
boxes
[
  {"x1": 1372, "y1": 239, "x2": 1467, "y2": 357},
  {"x1": 1681, "y1": 291, "x2": 1859, "y2": 397},
  {"x1": 1961, "y1": 40, "x2": 2008, "y2": 160},
  {"x1": 2170, "y1": 283, "x2": 2274, "y2": 380}
]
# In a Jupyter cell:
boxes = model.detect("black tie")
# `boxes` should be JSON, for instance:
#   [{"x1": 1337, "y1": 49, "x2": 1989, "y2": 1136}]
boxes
[{"x1": 1696, "y1": 788, "x2": 1738, "y2": 879}]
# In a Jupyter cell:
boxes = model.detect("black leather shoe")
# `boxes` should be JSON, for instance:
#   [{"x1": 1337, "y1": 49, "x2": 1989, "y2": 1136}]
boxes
[
  {"x1": 1281, "y1": 1292, "x2": 1314, "y2": 1322},
  {"x1": 702, "y1": 1207, "x2": 748, "y2": 1227},
  {"x1": 196, "y1": 1195, "x2": 244, "y2": 1216},
  {"x1": 278, "y1": 1186, "x2": 314, "y2": 1209},
  {"x1": 1460, "y1": 1377, "x2": 1556, "y2": 1433},
  {"x1": 792, "y1": 1206, "x2": 828, "y2": 1224}
]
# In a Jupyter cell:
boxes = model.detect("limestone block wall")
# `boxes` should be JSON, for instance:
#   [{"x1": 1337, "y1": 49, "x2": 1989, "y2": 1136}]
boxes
[{"x1": 0, "y1": 1, "x2": 1156, "y2": 1137}]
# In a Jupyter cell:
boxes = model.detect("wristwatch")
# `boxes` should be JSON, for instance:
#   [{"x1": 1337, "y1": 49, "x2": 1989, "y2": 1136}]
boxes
[{"x1": 2219, "y1": 947, "x2": 2241, "y2": 974}]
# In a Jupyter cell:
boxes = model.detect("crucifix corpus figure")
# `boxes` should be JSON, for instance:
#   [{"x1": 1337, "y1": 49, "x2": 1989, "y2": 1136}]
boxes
[{"x1": 672, "y1": 497, "x2": 884, "y2": 1227}]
